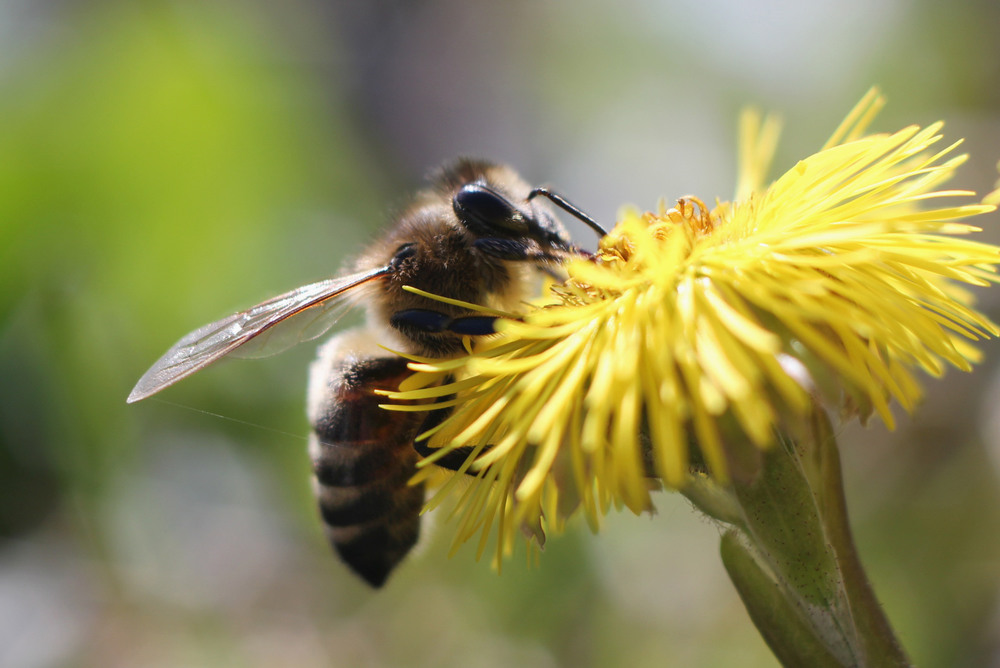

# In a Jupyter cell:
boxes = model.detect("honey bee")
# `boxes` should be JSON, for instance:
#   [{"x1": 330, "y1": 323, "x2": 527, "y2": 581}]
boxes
[{"x1": 128, "y1": 159, "x2": 605, "y2": 587}]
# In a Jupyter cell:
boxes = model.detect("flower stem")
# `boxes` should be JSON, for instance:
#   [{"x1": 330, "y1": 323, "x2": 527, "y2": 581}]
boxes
[
  {"x1": 806, "y1": 409, "x2": 910, "y2": 666},
  {"x1": 684, "y1": 409, "x2": 911, "y2": 667}
]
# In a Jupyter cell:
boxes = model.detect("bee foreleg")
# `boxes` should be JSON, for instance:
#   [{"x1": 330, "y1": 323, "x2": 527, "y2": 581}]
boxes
[{"x1": 390, "y1": 309, "x2": 498, "y2": 336}]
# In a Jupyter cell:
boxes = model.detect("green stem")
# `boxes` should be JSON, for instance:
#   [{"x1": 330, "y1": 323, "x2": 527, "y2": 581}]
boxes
[
  {"x1": 721, "y1": 530, "x2": 845, "y2": 668},
  {"x1": 808, "y1": 410, "x2": 909, "y2": 665},
  {"x1": 685, "y1": 409, "x2": 910, "y2": 667}
]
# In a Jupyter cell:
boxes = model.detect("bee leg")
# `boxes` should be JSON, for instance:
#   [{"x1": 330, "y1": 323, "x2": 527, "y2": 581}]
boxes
[
  {"x1": 390, "y1": 309, "x2": 499, "y2": 336},
  {"x1": 409, "y1": 395, "x2": 493, "y2": 474},
  {"x1": 412, "y1": 439, "x2": 486, "y2": 473}
]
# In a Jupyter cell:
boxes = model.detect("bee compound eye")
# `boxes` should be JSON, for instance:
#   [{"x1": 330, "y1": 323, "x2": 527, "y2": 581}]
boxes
[{"x1": 453, "y1": 183, "x2": 527, "y2": 237}]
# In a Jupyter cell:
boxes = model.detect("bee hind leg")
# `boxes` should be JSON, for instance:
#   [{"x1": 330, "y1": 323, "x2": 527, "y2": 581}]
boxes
[
  {"x1": 410, "y1": 398, "x2": 494, "y2": 474},
  {"x1": 412, "y1": 439, "x2": 487, "y2": 473}
]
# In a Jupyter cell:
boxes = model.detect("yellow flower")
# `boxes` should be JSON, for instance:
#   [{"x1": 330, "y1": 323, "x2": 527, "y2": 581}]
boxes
[{"x1": 384, "y1": 88, "x2": 1000, "y2": 567}]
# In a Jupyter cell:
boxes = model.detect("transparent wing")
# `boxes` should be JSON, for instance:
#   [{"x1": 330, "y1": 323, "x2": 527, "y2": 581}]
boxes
[
  {"x1": 228, "y1": 292, "x2": 357, "y2": 360},
  {"x1": 127, "y1": 266, "x2": 390, "y2": 403}
]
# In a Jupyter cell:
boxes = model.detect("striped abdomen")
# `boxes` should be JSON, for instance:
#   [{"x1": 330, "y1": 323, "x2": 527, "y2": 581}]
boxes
[{"x1": 308, "y1": 350, "x2": 428, "y2": 587}]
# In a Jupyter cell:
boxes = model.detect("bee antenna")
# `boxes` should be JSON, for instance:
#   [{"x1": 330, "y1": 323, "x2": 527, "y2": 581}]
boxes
[{"x1": 528, "y1": 187, "x2": 608, "y2": 238}]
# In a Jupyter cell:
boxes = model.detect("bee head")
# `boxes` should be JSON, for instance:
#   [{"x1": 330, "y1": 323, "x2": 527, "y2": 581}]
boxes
[{"x1": 452, "y1": 181, "x2": 572, "y2": 251}]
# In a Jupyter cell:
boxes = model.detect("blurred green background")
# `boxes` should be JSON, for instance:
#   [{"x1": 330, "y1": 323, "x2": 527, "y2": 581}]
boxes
[{"x1": 3, "y1": 1, "x2": 1000, "y2": 666}]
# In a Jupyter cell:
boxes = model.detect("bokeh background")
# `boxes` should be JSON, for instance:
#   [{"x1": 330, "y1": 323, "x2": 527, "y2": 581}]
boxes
[{"x1": 3, "y1": 1, "x2": 1000, "y2": 666}]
